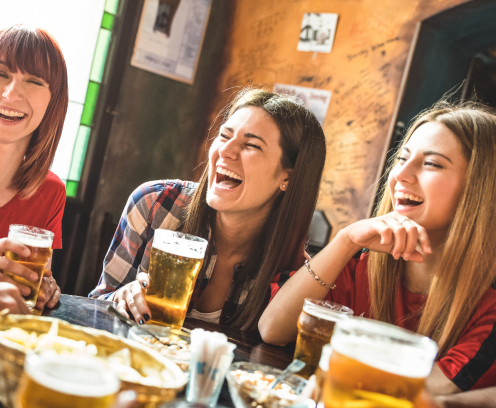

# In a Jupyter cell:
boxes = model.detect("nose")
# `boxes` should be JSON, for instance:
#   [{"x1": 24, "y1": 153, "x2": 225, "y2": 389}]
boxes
[
  {"x1": 218, "y1": 137, "x2": 240, "y2": 160},
  {"x1": 2, "y1": 79, "x2": 22, "y2": 102},
  {"x1": 392, "y1": 158, "x2": 417, "y2": 184}
]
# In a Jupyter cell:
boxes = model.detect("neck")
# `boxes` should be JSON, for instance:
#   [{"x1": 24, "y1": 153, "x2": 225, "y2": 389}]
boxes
[
  {"x1": 403, "y1": 231, "x2": 447, "y2": 295},
  {"x1": 214, "y1": 209, "x2": 270, "y2": 258},
  {"x1": 0, "y1": 140, "x2": 29, "y2": 192}
]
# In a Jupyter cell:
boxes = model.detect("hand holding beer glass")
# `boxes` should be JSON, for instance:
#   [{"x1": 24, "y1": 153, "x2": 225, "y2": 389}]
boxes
[
  {"x1": 1, "y1": 225, "x2": 54, "y2": 309},
  {"x1": 145, "y1": 229, "x2": 208, "y2": 328},
  {"x1": 293, "y1": 299, "x2": 353, "y2": 379},
  {"x1": 321, "y1": 318, "x2": 438, "y2": 408}
]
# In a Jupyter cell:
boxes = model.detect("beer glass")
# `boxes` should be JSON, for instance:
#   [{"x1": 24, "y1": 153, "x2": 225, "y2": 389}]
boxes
[
  {"x1": 293, "y1": 299, "x2": 353, "y2": 379},
  {"x1": 146, "y1": 229, "x2": 208, "y2": 328},
  {"x1": 2, "y1": 224, "x2": 54, "y2": 309},
  {"x1": 14, "y1": 353, "x2": 120, "y2": 408},
  {"x1": 322, "y1": 317, "x2": 438, "y2": 408}
]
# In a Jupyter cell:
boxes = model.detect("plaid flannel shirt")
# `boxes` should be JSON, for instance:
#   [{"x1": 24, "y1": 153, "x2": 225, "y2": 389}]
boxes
[{"x1": 89, "y1": 179, "x2": 250, "y2": 323}]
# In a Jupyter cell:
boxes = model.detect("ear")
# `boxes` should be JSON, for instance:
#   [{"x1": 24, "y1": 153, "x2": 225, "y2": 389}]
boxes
[{"x1": 279, "y1": 169, "x2": 291, "y2": 191}]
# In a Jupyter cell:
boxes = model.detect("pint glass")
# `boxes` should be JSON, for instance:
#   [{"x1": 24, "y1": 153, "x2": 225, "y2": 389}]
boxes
[
  {"x1": 146, "y1": 229, "x2": 208, "y2": 328},
  {"x1": 293, "y1": 299, "x2": 353, "y2": 378},
  {"x1": 14, "y1": 353, "x2": 120, "y2": 408},
  {"x1": 2, "y1": 225, "x2": 54, "y2": 309},
  {"x1": 322, "y1": 318, "x2": 438, "y2": 408}
]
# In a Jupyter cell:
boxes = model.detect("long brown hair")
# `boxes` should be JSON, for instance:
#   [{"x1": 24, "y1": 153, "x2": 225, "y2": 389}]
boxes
[
  {"x1": 0, "y1": 24, "x2": 69, "y2": 198},
  {"x1": 369, "y1": 101, "x2": 496, "y2": 357},
  {"x1": 183, "y1": 88, "x2": 327, "y2": 330}
]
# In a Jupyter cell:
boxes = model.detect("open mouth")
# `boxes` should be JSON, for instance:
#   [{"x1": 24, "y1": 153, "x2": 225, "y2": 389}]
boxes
[
  {"x1": 394, "y1": 192, "x2": 424, "y2": 207},
  {"x1": 216, "y1": 167, "x2": 243, "y2": 189},
  {"x1": 0, "y1": 108, "x2": 25, "y2": 122}
]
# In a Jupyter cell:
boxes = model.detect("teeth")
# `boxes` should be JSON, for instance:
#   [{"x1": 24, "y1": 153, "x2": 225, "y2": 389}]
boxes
[
  {"x1": 394, "y1": 191, "x2": 424, "y2": 203},
  {"x1": 0, "y1": 108, "x2": 25, "y2": 118},
  {"x1": 217, "y1": 167, "x2": 242, "y2": 181}
]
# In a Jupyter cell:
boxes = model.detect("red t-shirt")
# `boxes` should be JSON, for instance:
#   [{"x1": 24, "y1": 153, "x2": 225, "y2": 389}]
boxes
[
  {"x1": 0, "y1": 171, "x2": 66, "y2": 249},
  {"x1": 270, "y1": 251, "x2": 496, "y2": 391}
]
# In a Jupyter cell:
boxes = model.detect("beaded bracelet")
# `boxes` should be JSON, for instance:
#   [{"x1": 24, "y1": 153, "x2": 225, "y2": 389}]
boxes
[{"x1": 304, "y1": 260, "x2": 336, "y2": 290}]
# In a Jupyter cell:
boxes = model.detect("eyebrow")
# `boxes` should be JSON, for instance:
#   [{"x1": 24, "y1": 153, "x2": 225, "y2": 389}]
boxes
[
  {"x1": 402, "y1": 147, "x2": 453, "y2": 163},
  {"x1": 222, "y1": 126, "x2": 267, "y2": 145}
]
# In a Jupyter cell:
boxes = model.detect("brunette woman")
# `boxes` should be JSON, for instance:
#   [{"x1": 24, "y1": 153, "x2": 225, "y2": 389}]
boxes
[
  {"x1": 260, "y1": 102, "x2": 496, "y2": 401},
  {"x1": 90, "y1": 88, "x2": 327, "y2": 330},
  {"x1": 0, "y1": 25, "x2": 68, "y2": 310}
]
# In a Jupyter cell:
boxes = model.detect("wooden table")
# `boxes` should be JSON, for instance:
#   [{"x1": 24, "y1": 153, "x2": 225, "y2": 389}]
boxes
[{"x1": 41, "y1": 294, "x2": 296, "y2": 407}]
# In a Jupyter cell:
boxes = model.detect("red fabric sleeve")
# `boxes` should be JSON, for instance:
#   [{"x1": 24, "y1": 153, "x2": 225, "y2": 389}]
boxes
[
  {"x1": 43, "y1": 173, "x2": 66, "y2": 249},
  {"x1": 437, "y1": 288, "x2": 496, "y2": 390}
]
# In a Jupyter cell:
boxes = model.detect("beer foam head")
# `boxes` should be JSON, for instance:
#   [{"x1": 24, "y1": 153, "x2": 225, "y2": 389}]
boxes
[
  {"x1": 303, "y1": 299, "x2": 353, "y2": 322},
  {"x1": 152, "y1": 229, "x2": 208, "y2": 259},
  {"x1": 25, "y1": 353, "x2": 120, "y2": 397},
  {"x1": 8, "y1": 225, "x2": 53, "y2": 248},
  {"x1": 331, "y1": 317, "x2": 438, "y2": 378}
]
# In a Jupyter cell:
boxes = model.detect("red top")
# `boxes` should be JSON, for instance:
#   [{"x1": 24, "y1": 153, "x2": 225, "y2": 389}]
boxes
[
  {"x1": 270, "y1": 251, "x2": 496, "y2": 391},
  {"x1": 0, "y1": 171, "x2": 66, "y2": 249}
]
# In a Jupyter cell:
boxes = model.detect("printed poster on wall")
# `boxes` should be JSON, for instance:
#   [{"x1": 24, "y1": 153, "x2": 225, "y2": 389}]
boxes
[
  {"x1": 297, "y1": 13, "x2": 338, "y2": 54},
  {"x1": 274, "y1": 84, "x2": 331, "y2": 124},
  {"x1": 131, "y1": 0, "x2": 212, "y2": 84}
]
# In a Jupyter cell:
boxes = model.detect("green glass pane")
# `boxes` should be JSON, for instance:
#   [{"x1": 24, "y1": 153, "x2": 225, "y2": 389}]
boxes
[
  {"x1": 101, "y1": 12, "x2": 114, "y2": 30},
  {"x1": 68, "y1": 125, "x2": 92, "y2": 181},
  {"x1": 66, "y1": 181, "x2": 79, "y2": 197},
  {"x1": 105, "y1": 0, "x2": 119, "y2": 14},
  {"x1": 81, "y1": 82, "x2": 100, "y2": 126},
  {"x1": 90, "y1": 29, "x2": 112, "y2": 83}
]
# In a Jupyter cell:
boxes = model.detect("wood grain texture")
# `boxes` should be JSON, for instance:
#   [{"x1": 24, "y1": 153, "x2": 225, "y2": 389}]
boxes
[{"x1": 196, "y1": 0, "x2": 469, "y2": 236}]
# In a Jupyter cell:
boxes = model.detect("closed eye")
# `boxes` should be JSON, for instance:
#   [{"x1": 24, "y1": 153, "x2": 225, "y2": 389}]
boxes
[
  {"x1": 425, "y1": 161, "x2": 442, "y2": 168},
  {"x1": 247, "y1": 143, "x2": 261, "y2": 150}
]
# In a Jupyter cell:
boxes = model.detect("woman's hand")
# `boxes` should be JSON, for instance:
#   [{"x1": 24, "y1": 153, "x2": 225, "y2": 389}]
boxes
[
  {"x1": 0, "y1": 282, "x2": 30, "y2": 314},
  {"x1": 0, "y1": 238, "x2": 40, "y2": 297},
  {"x1": 343, "y1": 212, "x2": 432, "y2": 262},
  {"x1": 114, "y1": 272, "x2": 151, "y2": 324},
  {"x1": 36, "y1": 269, "x2": 61, "y2": 309}
]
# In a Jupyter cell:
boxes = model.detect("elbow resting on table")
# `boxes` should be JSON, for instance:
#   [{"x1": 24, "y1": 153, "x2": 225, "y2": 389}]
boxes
[{"x1": 258, "y1": 319, "x2": 291, "y2": 346}]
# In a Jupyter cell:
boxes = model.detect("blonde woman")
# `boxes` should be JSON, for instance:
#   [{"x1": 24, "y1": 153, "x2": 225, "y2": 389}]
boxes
[{"x1": 260, "y1": 102, "x2": 496, "y2": 401}]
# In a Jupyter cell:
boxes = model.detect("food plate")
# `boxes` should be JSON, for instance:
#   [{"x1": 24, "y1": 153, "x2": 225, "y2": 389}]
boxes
[
  {"x1": 0, "y1": 314, "x2": 187, "y2": 408},
  {"x1": 128, "y1": 324, "x2": 191, "y2": 372}
]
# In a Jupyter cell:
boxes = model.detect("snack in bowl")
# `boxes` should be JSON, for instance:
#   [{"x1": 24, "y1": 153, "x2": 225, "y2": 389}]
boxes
[
  {"x1": 128, "y1": 325, "x2": 190, "y2": 372},
  {"x1": 226, "y1": 362, "x2": 308, "y2": 408},
  {"x1": 0, "y1": 315, "x2": 187, "y2": 408}
]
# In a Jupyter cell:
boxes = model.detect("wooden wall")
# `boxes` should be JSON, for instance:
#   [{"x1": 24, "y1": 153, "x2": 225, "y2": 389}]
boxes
[{"x1": 198, "y1": 0, "x2": 469, "y2": 236}]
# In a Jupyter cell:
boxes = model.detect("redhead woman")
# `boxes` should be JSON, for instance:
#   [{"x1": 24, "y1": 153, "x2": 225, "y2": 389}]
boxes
[
  {"x1": 0, "y1": 25, "x2": 68, "y2": 310},
  {"x1": 90, "y1": 88, "x2": 327, "y2": 330},
  {"x1": 260, "y1": 102, "x2": 496, "y2": 404}
]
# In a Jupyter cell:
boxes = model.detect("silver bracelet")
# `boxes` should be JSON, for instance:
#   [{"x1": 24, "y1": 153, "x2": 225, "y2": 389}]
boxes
[{"x1": 304, "y1": 260, "x2": 336, "y2": 290}]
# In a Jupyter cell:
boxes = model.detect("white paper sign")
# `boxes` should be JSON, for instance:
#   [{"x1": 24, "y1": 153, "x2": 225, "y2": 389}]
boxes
[
  {"x1": 297, "y1": 13, "x2": 338, "y2": 54},
  {"x1": 131, "y1": 0, "x2": 212, "y2": 84},
  {"x1": 274, "y1": 84, "x2": 332, "y2": 124}
]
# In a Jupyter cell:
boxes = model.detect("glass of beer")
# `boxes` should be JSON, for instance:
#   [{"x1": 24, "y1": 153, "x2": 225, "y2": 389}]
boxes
[
  {"x1": 145, "y1": 229, "x2": 208, "y2": 328},
  {"x1": 2, "y1": 224, "x2": 54, "y2": 309},
  {"x1": 293, "y1": 299, "x2": 353, "y2": 379},
  {"x1": 14, "y1": 353, "x2": 120, "y2": 408},
  {"x1": 321, "y1": 317, "x2": 438, "y2": 408}
]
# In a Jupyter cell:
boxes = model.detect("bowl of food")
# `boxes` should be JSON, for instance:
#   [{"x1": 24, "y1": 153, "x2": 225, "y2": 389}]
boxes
[
  {"x1": 0, "y1": 314, "x2": 187, "y2": 408},
  {"x1": 226, "y1": 362, "x2": 308, "y2": 408},
  {"x1": 128, "y1": 325, "x2": 190, "y2": 372}
]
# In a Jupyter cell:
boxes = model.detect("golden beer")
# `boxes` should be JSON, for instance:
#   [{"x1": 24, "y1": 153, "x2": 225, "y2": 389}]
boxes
[
  {"x1": 15, "y1": 353, "x2": 120, "y2": 408},
  {"x1": 2, "y1": 225, "x2": 53, "y2": 309},
  {"x1": 145, "y1": 229, "x2": 207, "y2": 328},
  {"x1": 322, "y1": 318, "x2": 438, "y2": 408},
  {"x1": 293, "y1": 299, "x2": 352, "y2": 379}
]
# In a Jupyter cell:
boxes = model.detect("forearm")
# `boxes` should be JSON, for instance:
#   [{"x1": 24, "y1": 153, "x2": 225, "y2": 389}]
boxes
[
  {"x1": 436, "y1": 388, "x2": 496, "y2": 408},
  {"x1": 258, "y1": 228, "x2": 360, "y2": 345}
]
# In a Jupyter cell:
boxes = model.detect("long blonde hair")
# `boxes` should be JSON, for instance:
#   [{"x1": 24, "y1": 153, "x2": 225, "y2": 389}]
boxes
[{"x1": 369, "y1": 101, "x2": 496, "y2": 358}]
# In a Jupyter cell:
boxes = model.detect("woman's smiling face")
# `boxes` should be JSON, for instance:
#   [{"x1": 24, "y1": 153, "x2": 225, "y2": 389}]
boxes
[
  {"x1": 0, "y1": 61, "x2": 51, "y2": 145},
  {"x1": 389, "y1": 121, "x2": 469, "y2": 236},
  {"x1": 207, "y1": 106, "x2": 290, "y2": 216}
]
